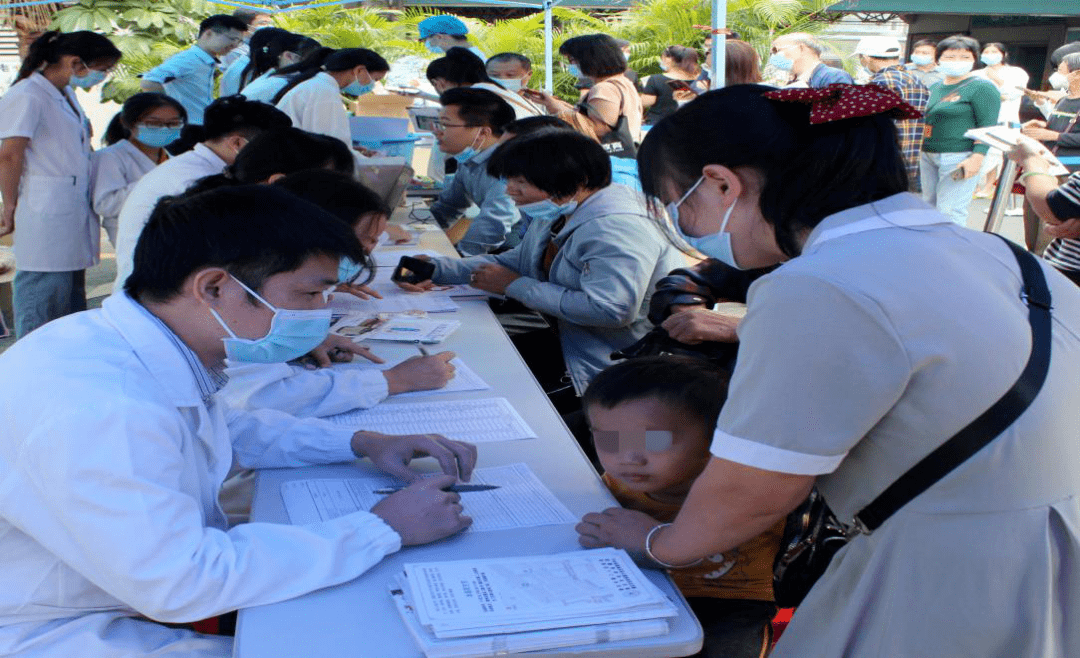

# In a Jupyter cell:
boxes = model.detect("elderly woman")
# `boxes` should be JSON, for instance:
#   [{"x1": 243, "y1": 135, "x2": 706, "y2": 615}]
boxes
[
  {"x1": 400, "y1": 129, "x2": 683, "y2": 396},
  {"x1": 575, "y1": 84, "x2": 1080, "y2": 656}
]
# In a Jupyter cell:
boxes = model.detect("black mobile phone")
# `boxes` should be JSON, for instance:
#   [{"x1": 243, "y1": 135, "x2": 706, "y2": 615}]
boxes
[{"x1": 391, "y1": 256, "x2": 436, "y2": 284}]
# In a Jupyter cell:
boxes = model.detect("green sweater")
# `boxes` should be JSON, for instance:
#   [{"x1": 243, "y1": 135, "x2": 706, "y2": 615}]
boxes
[{"x1": 923, "y1": 77, "x2": 1001, "y2": 155}]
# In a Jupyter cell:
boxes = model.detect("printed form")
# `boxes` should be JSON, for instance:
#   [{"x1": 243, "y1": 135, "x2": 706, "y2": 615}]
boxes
[
  {"x1": 280, "y1": 463, "x2": 577, "y2": 532},
  {"x1": 324, "y1": 397, "x2": 535, "y2": 442}
]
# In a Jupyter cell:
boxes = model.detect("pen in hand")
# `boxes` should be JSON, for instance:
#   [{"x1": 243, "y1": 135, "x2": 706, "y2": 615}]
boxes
[{"x1": 374, "y1": 484, "x2": 500, "y2": 495}]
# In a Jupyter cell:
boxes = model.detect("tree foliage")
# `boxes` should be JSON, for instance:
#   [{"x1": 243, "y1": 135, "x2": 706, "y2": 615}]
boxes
[{"x1": 51, "y1": 0, "x2": 840, "y2": 103}]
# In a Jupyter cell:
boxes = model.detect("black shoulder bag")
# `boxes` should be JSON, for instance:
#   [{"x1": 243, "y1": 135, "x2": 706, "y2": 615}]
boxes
[
  {"x1": 579, "y1": 79, "x2": 637, "y2": 159},
  {"x1": 773, "y1": 238, "x2": 1053, "y2": 608}
]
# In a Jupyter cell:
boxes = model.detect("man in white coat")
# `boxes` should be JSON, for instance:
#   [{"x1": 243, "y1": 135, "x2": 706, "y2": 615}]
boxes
[{"x1": 0, "y1": 185, "x2": 475, "y2": 657}]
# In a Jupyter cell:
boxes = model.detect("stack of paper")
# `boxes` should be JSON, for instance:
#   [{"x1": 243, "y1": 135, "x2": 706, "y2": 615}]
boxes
[
  {"x1": 324, "y1": 398, "x2": 536, "y2": 443},
  {"x1": 391, "y1": 548, "x2": 676, "y2": 657}
]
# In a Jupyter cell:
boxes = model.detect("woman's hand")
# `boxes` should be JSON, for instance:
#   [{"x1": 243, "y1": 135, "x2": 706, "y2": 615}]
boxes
[
  {"x1": 673, "y1": 89, "x2": 698, "y2": 103},
  {"x1": 384, "y1": 224, "x2": 414, "y2": 244},
  {"x1": 383, "y1": 352, "x2": 457, "y2": 395},
  {"x1": 520, "y1": 88, "x2": 573, "y2": 115},
  {"x1": 469, "y1": 264, "x2": 520, "y2": 295},
  {"x1": 661, "y1": 307, "x2": 740, "y2": 344},
  {"x1": 953, "y1": 153, "x2": 985, "y2": 180},
  {"x1": 1022, "y1": 120, "x2": 1059, "y2": 143},
  {"x1": 576, "y1": 508, "x2": 662, "y2": 560},
  {"x1": 1046, "y1": 218, "x2": 1080, "y2": 239},
  {"x1": 0, "y1": 205, "x2": 12, "y2": 237}
]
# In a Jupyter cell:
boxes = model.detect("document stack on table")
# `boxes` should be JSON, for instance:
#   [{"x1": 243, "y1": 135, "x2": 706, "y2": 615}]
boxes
[{"x1": 390, "y1": 548, "x2": 678, "y2": 658}]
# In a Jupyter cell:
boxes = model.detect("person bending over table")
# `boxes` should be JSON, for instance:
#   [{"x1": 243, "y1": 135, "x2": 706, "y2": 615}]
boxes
[
  {"x1": 575, "y1": 84, "x2": 1080, "y2": 657},
  {"x1": 428, "y1": 88, "x2": 522, "y2": 255},
  {"x1": 399, "y1": 129, "x2": 683, "y2": 397},
  {"x1": 0, "y1": 185, "x2": 476, "y2": 657}
]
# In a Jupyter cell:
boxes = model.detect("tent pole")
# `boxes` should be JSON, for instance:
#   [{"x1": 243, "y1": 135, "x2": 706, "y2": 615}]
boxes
[
  {"x1": 544, "y1": 0, "x2": 554, "y2": 93},
  {"x1": 712, "y1": 0, "x2": 726, "y2": 88}
]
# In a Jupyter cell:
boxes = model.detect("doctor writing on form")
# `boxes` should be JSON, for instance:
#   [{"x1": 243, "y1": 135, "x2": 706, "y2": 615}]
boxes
[{"x1": 0, "y1": 186, "x2": 475, "y2": 658}]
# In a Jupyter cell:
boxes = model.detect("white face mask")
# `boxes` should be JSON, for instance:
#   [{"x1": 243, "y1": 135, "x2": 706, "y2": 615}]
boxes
[
  {"x1": 498, "y1": 78, "x2": 524, "y2": 92},
  {"x1": 1049, "y1": 72, "x2": 1069, "y2": 90}
]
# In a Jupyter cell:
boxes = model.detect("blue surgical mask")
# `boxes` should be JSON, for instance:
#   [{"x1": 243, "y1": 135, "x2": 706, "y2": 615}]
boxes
[
  {"x1": 567, "y1": 63, "x2": 583, "y2": 78},
  {"x1": 338, "y1": 257, "x2": 365, "y2": 284},
  {"x1": 426, "y1": 40, "x2": 445, "y2": 55},
  {"x1": 939, "y1": 61, "x2": 973, "y2": 78},
  {"x1": 666, "y1": 176, "x2": 744, "y2": 270},
  {"x1": 910, "y1": 54, "x2": 934, "y2": 67},
  {"x1": 135, "y1": 124, "x2": 183, "y2": 148},
  {"x1": 980, "y1": 53, "x2": 1002, "y2": 67},
  {"x1": 768, "y1": 52, "x2": 794, "y2": 72},
  {"x1": 518, "y1": 198, "x2": 578, "y2": 223},
  {"x1": 659, "y1": 61, "x2": 670, "y2": 72},
  {"x1": 70, "y1": 66, "x2": 107, "y2": 90},
  {"x1": 343, "y1": 71, "x2": 374, "y2": 96},
  {"x1": 498, "y1": 78, "x2": 524, "y2": 92},
  {"x1": 210, "y1": 275, "x2": 332, "y2": 364},
  {"x1": 453, "y1": 129, "x2": 484, "y2": 164}
]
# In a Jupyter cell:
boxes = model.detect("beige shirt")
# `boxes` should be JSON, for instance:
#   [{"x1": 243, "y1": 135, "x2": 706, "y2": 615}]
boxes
[{"x1": 584, "y1": 75, "x2": 643, "y2": 142}]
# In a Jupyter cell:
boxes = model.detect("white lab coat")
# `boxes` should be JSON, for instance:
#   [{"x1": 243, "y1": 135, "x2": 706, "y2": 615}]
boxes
[
  {"x1": 112, "y1": 144, "x2": 227, "y2": 292},
  {"x1": 0, "y1": 72, "x2": 97, "y2": 272},
  {"x1": 240, "y1": 70, "x2": 289, "y2": 103},
  {"x1": 0, "y1": 293, "x2": 401, "y2": 657},
  {"x1": 275, "y1": 72, "x2": 352, "y2": 148},
  {"x1": 90, "y1": 140, "x2": 162, "y2": 247},
  {"x1": 220, "y1": 360, "x2": 389, "y2": 417}
]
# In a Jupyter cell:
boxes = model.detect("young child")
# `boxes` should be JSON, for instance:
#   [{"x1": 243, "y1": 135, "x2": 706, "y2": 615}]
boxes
[{"x1": 578, "y1": 356, "x2": 783, "y2": 658}]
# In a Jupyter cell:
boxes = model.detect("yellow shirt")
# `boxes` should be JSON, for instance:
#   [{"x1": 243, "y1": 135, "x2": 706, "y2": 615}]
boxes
[{"x1": 602, "y1": 473, "x2": 782, "y2": 601}]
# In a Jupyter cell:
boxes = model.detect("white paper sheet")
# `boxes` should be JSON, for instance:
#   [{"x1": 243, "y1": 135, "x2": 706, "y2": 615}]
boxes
[
  {"x1": 335, "y1": 356, "x2": 491, "y2": 399},
  {"x1": 324, "y1": 397, "x2": 536, "y2": 443},
  {"x1": 329, "y1": 291, "x2": 459, "y2": 314},
  {"x1": 372, "y1": 249, "x2": 445, "y2": 268},
  {"x1": 280, "y1": 464, "x2": 576, "y2": 533}
]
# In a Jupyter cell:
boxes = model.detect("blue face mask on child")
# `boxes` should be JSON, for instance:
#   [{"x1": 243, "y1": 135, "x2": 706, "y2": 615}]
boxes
[
  {"x1": 135, "y1": 124, "x2": 183, "y2": 148},
  {"x1": 209, "y1": 275, "x2": 332, "y2": 364}
]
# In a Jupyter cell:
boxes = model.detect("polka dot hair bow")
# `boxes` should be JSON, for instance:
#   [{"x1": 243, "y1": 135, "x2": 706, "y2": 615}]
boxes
[{"x1": 762, "y1": 83, "x2": 923, "y2": 124}]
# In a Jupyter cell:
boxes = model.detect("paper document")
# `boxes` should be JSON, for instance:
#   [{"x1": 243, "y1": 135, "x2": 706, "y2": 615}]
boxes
[
  {"x1": 280, "y1": 464, "x2": 576, "y2": 532},
  {"x1": 332, "y1": 314, "x2": 461, "y2": 344},
  {"x1": 400, "y1": 548, "x2": 678, "y2": 639},
  {"x1": 373, "y1": 249, "x2": 444, "y2": 268},
  {"x1": 330, "y1": 291, "x2": 459, "y2": 314},
  {"x1": 324, "y1": 397, "x2": 536, "y2": 443},
  {"x1": 336, "y1": 356, "x2": 491, "y2": 399},
  {"x1": 964, "y1": 127, "x2": 1069, "y2": 175}
]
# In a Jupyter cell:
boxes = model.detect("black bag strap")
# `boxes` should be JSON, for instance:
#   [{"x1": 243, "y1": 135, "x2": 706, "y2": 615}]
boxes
[{"x1": 852, "y1": 238, "x2": 1053, "y2": 535}]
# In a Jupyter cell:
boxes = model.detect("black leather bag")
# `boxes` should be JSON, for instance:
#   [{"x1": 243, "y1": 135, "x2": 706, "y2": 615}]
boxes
[{"x1": 773, "y1": 238, "x2": 1053, "y2": 608}]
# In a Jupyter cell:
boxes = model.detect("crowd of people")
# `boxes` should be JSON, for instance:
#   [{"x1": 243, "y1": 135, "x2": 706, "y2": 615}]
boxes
[{"x1": 0, "y1": 8, "x2": 1079, "y2": 657}]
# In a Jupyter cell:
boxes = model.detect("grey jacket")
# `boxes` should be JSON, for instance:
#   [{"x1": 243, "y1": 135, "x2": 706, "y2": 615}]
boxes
[
  {"x1": 432, "y1": 184, "x2": 685, "y2": 394},
  {"x1": 428, "y1": 146, "x2": 520, "y2": 256}
]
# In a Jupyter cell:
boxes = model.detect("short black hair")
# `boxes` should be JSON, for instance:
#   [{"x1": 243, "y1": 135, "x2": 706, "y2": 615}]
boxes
[
  {"x1": 503, "y1": 115, "x2": 570, "y2": 137},
  {"x1": 103, "y1": 92, "x2": 187, "y2": 146},
  {"x1": 487, "y1": 130, "x2": 611, "y2": 198},
  {"x1": 559, "y1": 34, "x2": 627, "y2": 79},
  {"x1": 201, "y1": 95, "x2": 292, "y2": 142},
  {"x1": 583, "y1": 355, "x2": 729, "y2": 434},
  {"x1": 125, "y1": 185, "x2": 364, "y2": 302},
  {"x1": 638, "y1": 85, "x2": 908, "y2": 259},
  {"x1": 982, "y1": 42, "x2": 1008, "y2": 63},
  {"x1": 232, "y1": 8, "x2": 271, "y2": 26},
  {"x1": 184, "y1": 127, "x2": 353, "y2": 194},
  {"x1": 427, "y1": 47, "x2": 492, "y2": 85},
  {"x1": 663, "y1": 45, "x2": 699, "y2": 68},
  {"x1": 439, "y1": 87, "x2": 515, "y2": 136},
  {"x1": 487, "y1": 52, "x2": 532, "y2": 72},
  {"x1": 323, "y1": 48, "x2": 389, "y2": 74},
  {"x1": 936, "y1": 35, "x2": 980, "y2": 62},
  {"x1": 911, "y1": 38, "x2": 938, "y2": 51},
  {"x1": 199, "y1": 14, "x2": 248, "y2": 36}
]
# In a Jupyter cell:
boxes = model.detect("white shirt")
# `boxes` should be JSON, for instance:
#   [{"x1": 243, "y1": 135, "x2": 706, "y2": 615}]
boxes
[
  {"x1": 974, "y1": 65, "x2": 1029, "y2": 125},
  {"x1": 240, "y1": 70, "x2": 289, "y2": 103},
  {"x1": 0, "y1": 293, "x2": 401, "y2": 656},
  {"x1": 89, "y1": 140, "x2": 161, "y2": 243},
  {"x1": 276, "y1": 72, "x2": 352, "y2": 147},
  {"x1": 112, "y1": 143, "x2": 228, "y2": 292},
  {"x1": 220, "y1": 360, "x2": 390, "y2": 417},
  {"x1": 472, "y1": 82, "x2": 544, "y2": 119},
  {"x1": 0, "y1": 73, "x2": 97, "y2": 271}
]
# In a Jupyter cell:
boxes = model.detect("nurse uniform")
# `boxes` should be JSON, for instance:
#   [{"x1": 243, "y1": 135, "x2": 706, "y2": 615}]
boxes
[
  {"x1": 0, "y1": 72, "x2": 97, "y2": 338},
  {"x1": 90, "y1": 139, "x2": 163, "y2": 247}
]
